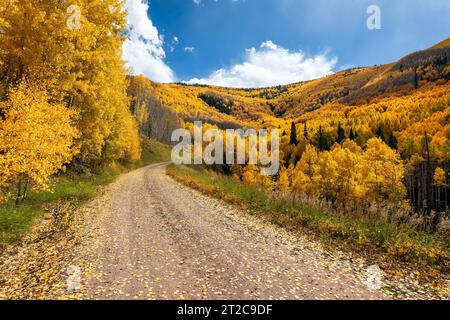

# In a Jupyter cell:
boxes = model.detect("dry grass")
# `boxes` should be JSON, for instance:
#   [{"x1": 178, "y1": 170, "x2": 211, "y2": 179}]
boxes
[{"x1": 167, "y1": 164, "x2": 450, "y2": 274}]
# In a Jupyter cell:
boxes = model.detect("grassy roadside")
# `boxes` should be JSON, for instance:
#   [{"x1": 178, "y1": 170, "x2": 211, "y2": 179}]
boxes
[
  {"x1": 0, "y1": 138, "x2": 171, "y2": 248},
  {"x1": 166, "y1": 164, "x2": 450, "y2": 274}
]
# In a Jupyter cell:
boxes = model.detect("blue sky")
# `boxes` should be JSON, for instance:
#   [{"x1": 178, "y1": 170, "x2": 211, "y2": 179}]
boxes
[{"x1": 123, "y1": 0, "x2": 450, "y2": 87}]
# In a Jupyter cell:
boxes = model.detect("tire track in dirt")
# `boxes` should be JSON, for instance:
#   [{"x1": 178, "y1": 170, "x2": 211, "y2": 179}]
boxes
[{"x1": 75, "y1": 163, "x2": 385, "y2": 300}]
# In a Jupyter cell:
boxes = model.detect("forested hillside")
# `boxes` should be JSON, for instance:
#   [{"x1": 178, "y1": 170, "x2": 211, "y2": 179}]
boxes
[{"x1": 135, "y1": 39, "x2": 449, "y2": 227}]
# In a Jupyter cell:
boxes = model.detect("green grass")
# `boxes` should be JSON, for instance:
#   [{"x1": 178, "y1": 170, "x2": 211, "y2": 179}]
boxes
[
  {"x1": 0, "y1": 173, "x2": 111, "y2": 246},
  {"x1": 0, "y1": 137, "x2": 171, "y2": 248},
  {"x1": 130, "y1": 137, "x2": 172, "y2": 169},
  {"x1": 167, "y1": 164, "x2": 450, "y2": 272}
]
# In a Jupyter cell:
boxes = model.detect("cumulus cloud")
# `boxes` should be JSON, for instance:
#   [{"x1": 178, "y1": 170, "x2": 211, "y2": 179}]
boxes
[
  {"x1": 187, "y1": 41, "x2": 337, "y2": 88},
  {"x1": 123, "y1": 0, "x2": 176, "y2": 82},
  {"x1": 184, "y1": 47, "x2": 195, "y2": 53}
]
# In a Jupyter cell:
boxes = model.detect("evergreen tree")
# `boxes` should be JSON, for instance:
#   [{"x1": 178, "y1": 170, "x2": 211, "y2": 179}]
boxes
[
  {"x1": 387, "y1": 132, "x2": 398, "y2": 149},
  {"x1": 376, "y1": 126, "x2": 386, "y2": 142},
  {"x1": 290, "y1": 122, "x2": 298, "y2": 145},
  {"x1": 304, "y1": 122, "x2": 309, "y2": 140},
  {"x1": 349, "y1": 128, "x2": 356, "y2": 140},
  {"x1": 337, "y1": 122, "x2": 346, "y2": 144},
  {"x1": 317, "y1": 126, "x2": 330, "y2": 151}
]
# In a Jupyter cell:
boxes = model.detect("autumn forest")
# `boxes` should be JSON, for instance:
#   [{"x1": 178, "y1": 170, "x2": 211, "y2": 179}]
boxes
[
  {"x1": 130, "y1": 43, "x2": 450, "y2": 227},
  {"x1": 0, "y1": 0, "x2": 449, "y2": 300}
]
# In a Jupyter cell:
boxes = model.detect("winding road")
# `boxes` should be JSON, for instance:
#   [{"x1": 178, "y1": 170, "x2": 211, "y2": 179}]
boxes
[{"x1": 73, "y1": 163, "x2": 385, "y2": 300}]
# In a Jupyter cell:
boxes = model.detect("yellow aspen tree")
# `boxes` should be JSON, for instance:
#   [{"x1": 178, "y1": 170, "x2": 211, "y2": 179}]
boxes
[
  {"x1": 136, "y1": 102, "x2": 150, "y2": 132},
  {"x1": 0, "y1": 2, "x2": 7, "y2": 68},
  {"x1": 0, "y1": 0, "x2": 140, "y2": 166},
  {"x1": 242, "y1": 164, "x2": 259, "y2": 185},
  {"x1": 106, "y1": 101, "x2": 142, "y2": 163},
  {"x1": 314, "y1": 151, "x2": 339, "y2": 200},
  {"x1": 433, "y1": 167, "x2": 447, "y2": 187},
  {"x1": 67, "y1": 0, "x2": 141, "y2": 164},
  {"x1": 326, "y1": 143, "x2": 367, "y2": 206},
  {"x1": 292, "y1": 145, "x2": 318, "y2": 195},
  {"x1": 364, "y1": 138, "x2": 406, "y2": 203},
  {"x1": 0, "y1": 80, "x2": 79, "y2": 203},
  {"x1": 278, "y1": 166, "x2": 292, "y2": 193}
]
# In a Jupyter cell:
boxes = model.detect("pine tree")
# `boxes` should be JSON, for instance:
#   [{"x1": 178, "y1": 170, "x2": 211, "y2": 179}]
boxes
[
  {"x1": 337, "y1": 122, "x2": 346, "y2": 144},
  {"x1": 304, "y1": 122, "x2": 309, "y2": 140},
  {"x1": 290, "y1": 122, "x2": 298, "y2": 145},
  {"x1": 317, "y1": 126, "x2": 330, "y2": 151},
  {"x1": 349, "y1": 128, "x2": 356, "y2": 140},
  {"x1": 376, "y1": 126, "x2": 386, "y2": 142},
  {"x1": 387, "y1": 132, "x2": 398, "y2": 149},
  {"x1": 348, "y1": 128, "x2": 360, "y2": 142}
]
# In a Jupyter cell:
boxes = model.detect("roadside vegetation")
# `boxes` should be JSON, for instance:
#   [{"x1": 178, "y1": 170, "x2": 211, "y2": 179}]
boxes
[
  {"x1": 167, "y1": 164, "x2": 450, "y2": 275},
  {"x1": 0, "y1": 138, "x2": 170, "y2": 248}
]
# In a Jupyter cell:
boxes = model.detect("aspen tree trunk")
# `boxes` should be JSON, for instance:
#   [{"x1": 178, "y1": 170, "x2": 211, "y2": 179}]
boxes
[
  {"x1": 22, "y1": 178, "x2": 30, "y2": 200},
  {"x1": 15, "y1": 179, "x2": 22, "y2": 206}
]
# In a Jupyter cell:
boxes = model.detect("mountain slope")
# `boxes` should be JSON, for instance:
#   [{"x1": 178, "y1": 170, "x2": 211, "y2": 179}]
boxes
[
  {"x1": 127, "y1": 37, "x2": 450, "y2": 136},
  {"x1": 432, "y1": 37, "x2": 450, "y2": 49},
  {"x1": 149, "y1": 37, "x2": 449, "y2": 127}
]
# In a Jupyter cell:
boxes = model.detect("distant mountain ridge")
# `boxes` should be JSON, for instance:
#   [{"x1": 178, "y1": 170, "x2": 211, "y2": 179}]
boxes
[{"x1": 139, "y1": 37, "x2": 450, "y2": 128}]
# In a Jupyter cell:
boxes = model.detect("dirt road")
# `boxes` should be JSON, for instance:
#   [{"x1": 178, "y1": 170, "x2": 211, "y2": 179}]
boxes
[{"x1": 69, "y1": 163, "x2": 386, "y2": 300}]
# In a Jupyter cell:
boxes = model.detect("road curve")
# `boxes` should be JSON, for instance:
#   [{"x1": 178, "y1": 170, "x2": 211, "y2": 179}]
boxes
[{"x1": 74, "y1": 163, "x2": 385, "y2": 300}]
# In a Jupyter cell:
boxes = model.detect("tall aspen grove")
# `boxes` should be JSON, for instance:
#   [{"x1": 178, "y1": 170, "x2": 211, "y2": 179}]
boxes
[{"x1": 0, "y1": 1, "x2": 140, "y2": 201}]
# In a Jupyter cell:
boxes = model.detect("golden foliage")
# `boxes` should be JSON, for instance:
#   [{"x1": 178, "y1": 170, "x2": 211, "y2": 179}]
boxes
[
  {"x1": 433, "y1": 167, "x2": 448, "y2": 187},
  {"x1": 0, "y1": 80, "x2": 79, "y2": 202},
  {"x1": 0, "y1": 0, "x2": 140, "y2": 166},
  {"x1": 159, "y1": 77, "x2": 448, "y2": 213},
  {"x1": 154, "y1": 82, "x2": 286, "y2": 129},
  {"x1": 287, "y1": 138, "x2": 405, "y2": 208}
]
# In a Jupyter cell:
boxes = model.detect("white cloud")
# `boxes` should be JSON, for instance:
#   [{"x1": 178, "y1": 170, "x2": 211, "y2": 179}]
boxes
[
  {"x1": 184, "y1": 47, "x2": 195, "y2": 53},
  {"x1": 187, "y1": 41, "x2": 337, "y2": 88},
  {"x1": 123, "y1": 0, "x2": 176, "y2": 82},
  {"x1": 168, "y1": 35, "x2": 179, "y2": 53}
]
